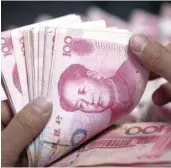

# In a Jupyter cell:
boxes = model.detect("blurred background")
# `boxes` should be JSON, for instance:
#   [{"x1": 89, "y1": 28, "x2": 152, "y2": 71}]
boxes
[{"x1": 1, "y1": 1, "x2": 170, "y2": 31}]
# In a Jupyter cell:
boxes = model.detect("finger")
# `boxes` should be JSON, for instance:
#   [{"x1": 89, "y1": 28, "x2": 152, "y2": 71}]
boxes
[
  {"x1": 149, "y1": 43, "x2": 171, "y2": 81},
  {"x1": 129, "y1": 34, "x2": 171, "y2": 83},
  {"x1": 1, "y1": 97, "x2": 52, "y2": 167},
  {"x1": 1, "y1": 100, "x2": 13, "y2": 126},
  {"x1": 16, "y1": 150, "x2": 28, "y2": 167},
  {"x1": 152, "y1": 83, "x2": 171, "y2": 106},
  {"x1": 149, "y1": 72, "x2": 160, "y2": 80}
]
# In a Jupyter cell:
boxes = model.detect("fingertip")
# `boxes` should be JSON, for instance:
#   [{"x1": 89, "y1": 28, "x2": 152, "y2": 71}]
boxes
[
  {"x1": 130, "y1": 35, "x2": 171, "y2": 82},
  {"x1": 129, "y1": 34, "x2": 148, "y2": 57}
]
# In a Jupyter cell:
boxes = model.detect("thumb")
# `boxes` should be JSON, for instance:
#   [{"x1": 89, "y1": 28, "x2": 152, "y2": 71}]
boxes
[
  {"x1": 129, "y1": 34, "x2": 171, "y2": 83},
  {"x1": 2, "y1": 97, "x2": 52, "y2": 167}
]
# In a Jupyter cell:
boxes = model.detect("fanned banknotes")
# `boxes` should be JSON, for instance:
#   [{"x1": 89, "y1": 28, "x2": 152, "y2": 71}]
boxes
[{"x1": 2, "y1": 13, "x2": 151, "y2": 166}]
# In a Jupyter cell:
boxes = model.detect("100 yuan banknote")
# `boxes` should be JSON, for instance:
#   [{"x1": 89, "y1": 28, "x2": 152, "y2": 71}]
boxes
[
  {"x1": 51, "y1": 122, "x2": 171, "y2": 167},
  {"x1": 36, "y1": 28, "x2": 149, "y2": 166}
]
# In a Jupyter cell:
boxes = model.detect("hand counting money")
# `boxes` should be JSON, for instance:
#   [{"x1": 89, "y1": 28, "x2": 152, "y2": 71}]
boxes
[{"x1": 1, "y1": 14, "x2": 149, "y2": 166}]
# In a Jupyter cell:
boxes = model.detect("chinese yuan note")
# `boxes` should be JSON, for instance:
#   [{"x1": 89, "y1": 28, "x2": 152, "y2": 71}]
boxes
[
  {"x1": 38, "y1": 14, "x2": 82, "y2": 96},
  {"x1": 36, "y1": 28, "x2": 149, "y2": 166},
  {"x1": 1, "y1": 31, "x2": 23, "y2": 112},
  {"x1": 86, "y1": 6, "x2": 128, "y2": 29},
  {"x1": 1, "y1": 14, "x2": 82, "y2": 166},
  {"x1": 11, "y1": 30, "x2": 29, "y2": 105},
  {"x1": 50, "y1": 122, "x2": 171, "y2": 167},
  {"x1": 1, "y1": 84, "x2": 7, "y2": 101},
  {"x1": 129, "y1": 9, "x2": 159, "y2": 40},
  {"x1": 158, "y1": 3, "x2": 171, "y2": 45},
  {"x1": 2, "y1": 7, "x2": 171, "y2": 168},
  {"x1": 47, "y1": 20, "x2": 106, "y2": 96}
]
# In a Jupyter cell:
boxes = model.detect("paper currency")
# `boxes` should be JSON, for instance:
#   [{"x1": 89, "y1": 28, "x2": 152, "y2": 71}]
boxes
[
  {"x1": 50, "y1": 122, "x2": 171, "y2": 167},
  {"x1": 1, "y1": 84, "x2": 7, "y2": 101},
  {"x1": 1, "y1": 14, "x2": 82, "y2": 166},
  {"x1": 44, "y1": 20, "x2": 106, "y2": 97},
  {"x1": 86, "y1": 6, "x2": 128, "y2": 29},
  {"x1": 129, "y1": 9, "x2": 159, "y2": 40},
  {"x1": 85, "y1": 5, "x2": 171, "y2": 45},
  {"x1": 34, "y1": 27, "x2": 149, "y2": 166},
  {"x1": 1, "y1": 23, "x2": 149, "y2": 166},
  {"x1": 4, "y1": 7, "x2": 171, "y2": 167},
  {"x1": 37, "y1": 15, "x2": 82, "y2": 96},
  {"x1": 158, "y1": 3, "x2": 171, "y2": 45},
  {"x1": 37, "y1": 20, "x2": 107, "y2": 166},
  {"x1": 1, "y1": 31, "x2": 24, "y2": 112},
  {"x1": 11, "y1": 29, "x2": 29, "y2": 105}
]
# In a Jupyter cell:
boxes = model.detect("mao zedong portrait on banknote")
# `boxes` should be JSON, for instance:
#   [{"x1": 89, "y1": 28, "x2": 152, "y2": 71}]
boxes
[{"x1": 58, "y1": 59, "x2": 136, "y2": 124}]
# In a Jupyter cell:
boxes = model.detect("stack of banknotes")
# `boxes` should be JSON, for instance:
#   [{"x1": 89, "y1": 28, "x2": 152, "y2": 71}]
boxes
[{"x1": 1, "y1": 3, "x2": 171, "y2": 167}]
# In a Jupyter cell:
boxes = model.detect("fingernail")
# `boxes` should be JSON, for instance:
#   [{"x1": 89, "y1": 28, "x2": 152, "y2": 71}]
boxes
[
  {"x1": 32, "y1": 97, "x2": 52, "y2": 114},
  {"x1": 130, "y1": 34, "x2": 148, "y2": 54}
]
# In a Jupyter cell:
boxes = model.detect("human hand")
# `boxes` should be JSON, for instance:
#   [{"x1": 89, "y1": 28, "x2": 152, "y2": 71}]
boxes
[
  {"x1": 1, "y1": 97, "x2": 52, "y2": 167},
  {"x1": 129, "y1": 34, "x2": 171, "y2": 106}
]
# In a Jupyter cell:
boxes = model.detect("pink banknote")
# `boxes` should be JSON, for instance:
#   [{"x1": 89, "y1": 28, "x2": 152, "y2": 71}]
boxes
[
  {"x1": 50, "y1": 122, "x2": 171, "y2": 167},
  {"x1": 86, "y1": 6, "x2": 128, "y2": 29},
  {"x1": 1, "y1": 14, "x2": 82, "y2": 166},
  {"x1": 1, "y1": 84, "x2": 7, "y2": 101},
  {"x1": 46, "y1": 20, "x2": 106, "y2": 97},
  {"x1": 42, "y1": 27, "x2": 56, "y2": 96},
  {"x1": 2, "y1": 8, "x2": 171, "y2": 168},
  {"x1": 38, "y1": 15, "x2": 82, "y2": 96},
  {"x1": 36, "y1": 28, "x2": 149, "y2": 166},
  {"x1": 129, "y1": 9, "x2": 159, "y2": 40},
  {"x1": 1, "y1": 31, "x2": 24, "y2": 112},
  {"x1": 32, "y1": 28, "x2": 39, "y2": 99},
  {"x1": 36, "y1": 21, "x2": 107, "y2": 166},
  {"x1": 11, "y1": 30, "x2": 30, "y2": 105},
  {"x1": 158, "y1": 3, "x2": 171, "y2": 45}
]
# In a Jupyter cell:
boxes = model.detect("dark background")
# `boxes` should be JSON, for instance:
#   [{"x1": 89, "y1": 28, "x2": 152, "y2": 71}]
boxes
[{"x1": 1, "y1": 1, "x2": 170, "y2": 31}]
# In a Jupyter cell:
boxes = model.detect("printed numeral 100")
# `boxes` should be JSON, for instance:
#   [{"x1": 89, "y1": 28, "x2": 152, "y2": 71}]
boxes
[
  {"x1": 63, "y1": 36, "x2": 72, "y2": 57},
  {"x1": 1, "y1": 37, "x2": 12, "y2": 56}
]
